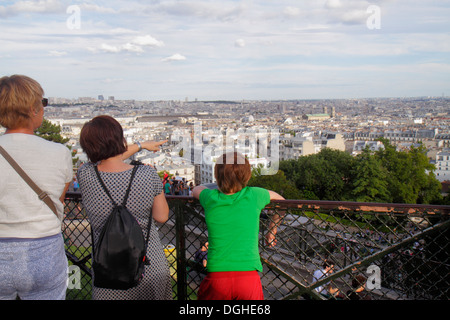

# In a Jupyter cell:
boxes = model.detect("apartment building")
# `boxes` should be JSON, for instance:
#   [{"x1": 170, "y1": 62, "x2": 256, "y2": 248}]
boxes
[{"x1": 435, "y1": 150, "x2": 450, "y2": 182}]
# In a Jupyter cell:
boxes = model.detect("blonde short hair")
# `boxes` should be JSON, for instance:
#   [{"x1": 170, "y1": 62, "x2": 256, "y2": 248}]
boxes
[{"x1": 0, "y1": 75, "x2": 44, "y2": 129}]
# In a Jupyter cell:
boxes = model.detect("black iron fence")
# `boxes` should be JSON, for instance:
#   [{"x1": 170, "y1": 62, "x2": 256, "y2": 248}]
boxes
[{"x1": 63, "y1": 192, "x2": 449, "y2": 300}]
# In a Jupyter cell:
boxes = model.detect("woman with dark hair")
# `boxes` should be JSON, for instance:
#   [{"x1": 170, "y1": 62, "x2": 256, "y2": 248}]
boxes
[
  {"x1": 0, "y1": 75, "x2": 72, "y2": 300},
  {"x1": 77, "y1": 115, "x2": 171, "y2": 300},
  {"x1": 193, "y1": 152, "x2": 284, "y2": 300}
]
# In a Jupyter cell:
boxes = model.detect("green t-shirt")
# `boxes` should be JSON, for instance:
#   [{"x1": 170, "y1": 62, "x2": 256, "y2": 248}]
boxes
[{"x1": 199, "y1": 187, "x2": 271, "y2": 272}]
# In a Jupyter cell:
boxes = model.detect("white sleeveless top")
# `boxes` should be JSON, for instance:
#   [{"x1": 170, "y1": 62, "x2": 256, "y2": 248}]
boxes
[{"x1": 0, "y1": 133, "x2": 73, "y2": 239}]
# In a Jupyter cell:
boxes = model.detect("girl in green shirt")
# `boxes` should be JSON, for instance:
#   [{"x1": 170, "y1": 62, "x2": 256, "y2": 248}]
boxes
[{"x1": 193, "y1": 152, "x2": 284, "y2": 300}]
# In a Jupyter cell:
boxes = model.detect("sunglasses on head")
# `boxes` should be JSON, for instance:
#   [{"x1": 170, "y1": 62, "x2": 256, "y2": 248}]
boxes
[{"x1": 42, "y1": 98, "x2": 48, "y2": 107}]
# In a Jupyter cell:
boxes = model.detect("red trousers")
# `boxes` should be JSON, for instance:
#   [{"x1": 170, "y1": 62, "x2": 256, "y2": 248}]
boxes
[{"x1": 197, "y1": 271, "x2": 264, "y2": 300}]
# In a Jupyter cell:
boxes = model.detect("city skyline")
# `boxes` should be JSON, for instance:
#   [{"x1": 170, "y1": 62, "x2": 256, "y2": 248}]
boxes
[{"x1": 1, "y1": 0, "x2": 449, "y2": 101}]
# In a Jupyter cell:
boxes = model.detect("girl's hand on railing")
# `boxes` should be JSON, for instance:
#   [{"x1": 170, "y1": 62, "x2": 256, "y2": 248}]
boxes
[{"x1": 265, "y1": 231, "x2": 277, "y2": 247}]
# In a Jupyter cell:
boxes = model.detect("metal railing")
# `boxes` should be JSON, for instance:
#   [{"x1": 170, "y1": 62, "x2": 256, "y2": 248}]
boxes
[{"x1": 63, "y1": 192, "x2": 449, "y2": 300}]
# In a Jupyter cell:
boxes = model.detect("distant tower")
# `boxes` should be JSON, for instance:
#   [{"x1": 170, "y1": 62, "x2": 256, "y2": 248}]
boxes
[
  {"x1": 323, "y1": 106, "x2": 328, "y2": 114},
  {"x1": 331, "y1": 106, "x2": 335, "y2": 117}
]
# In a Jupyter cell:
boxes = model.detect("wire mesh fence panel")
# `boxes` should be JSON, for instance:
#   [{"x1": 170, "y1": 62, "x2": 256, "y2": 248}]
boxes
[
  {"x1": 259, "y1": 200, "x2": 450, "y2": 300},
  {"x1": 63, "y1": 193, "x2": 92, "y2": 300},
  {"x1": 62, "y1": 193, "x2": 449, "y2": 300}
]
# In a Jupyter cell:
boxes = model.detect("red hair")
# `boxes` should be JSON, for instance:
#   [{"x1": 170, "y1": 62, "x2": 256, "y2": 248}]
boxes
[{"x1": 214, "y1": 152, "x2": 251, "y2": 194}]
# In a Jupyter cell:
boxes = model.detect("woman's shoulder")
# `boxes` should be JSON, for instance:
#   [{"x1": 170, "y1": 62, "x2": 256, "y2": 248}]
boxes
[
  {"x1": 134, "y1": 164, "x2": 161, "y2": 182},
  {"x1": 76, "y1": 162, "x2": 95, "y2": 177},
  {"x1": 245, "y1": 187, "x2": 271, "y2": 204},
  {"x1": 1, "y1": 133, "x2": 71, "y2": 155},
  {"x1": 78, "y1": 162, "x2": 94, "y2": 170},
  {"x1": 246, "y1": 186, "x2": 270, "y2": 195},
  {"x1": 135, "y1": 164, "x2": 157, "y2": 175},
  {"x1": 28, "y1": 134, "x2": 71, "y2": 153}
]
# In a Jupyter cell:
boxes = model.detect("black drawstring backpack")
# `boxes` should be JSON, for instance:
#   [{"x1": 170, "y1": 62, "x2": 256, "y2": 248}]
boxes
[{"x1": 92, "y1": 165, "x2": 151, "y2": 290}]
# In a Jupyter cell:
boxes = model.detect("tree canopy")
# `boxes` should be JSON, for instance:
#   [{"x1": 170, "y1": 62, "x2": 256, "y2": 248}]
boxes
[
  {"x1": 34, "y1": 118, "x2": 78, "y2": 166},
  {"x1": 34, "y1": 119, "x2": 69, "y2": 144},
  {"x1": 260, "y1": 141, "x2": 443, "y2": 205},
  {"x1": 279, "y1": 148, "x2": 355, "y2": 201},
  {"x1": 248, "y1": 166, "x2": 301, "y2": 200}
]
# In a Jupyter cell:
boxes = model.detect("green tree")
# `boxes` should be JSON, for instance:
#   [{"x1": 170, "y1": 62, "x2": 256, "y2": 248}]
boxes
[
  {"x1": 375, "y1": 138, "x2": 442, "y2": 204},
  {"x1": 34, "y1": 118, "x2": 69, "y2": 144},
  {"x1": 248, "y1": 168, "x2": 302, "y2": 200},
  {"x1": 409, "y1": 145, "x2": 442, "y2": 204},
  {"x1": 34, "y1": 118, "x2": 78, "y2": 166},
  {"x1": 351, "y1": 147, "x2": 390, "y2": 203},
  {"x1": 280, "y1": 148, "x2": 355, "y2": 200}
]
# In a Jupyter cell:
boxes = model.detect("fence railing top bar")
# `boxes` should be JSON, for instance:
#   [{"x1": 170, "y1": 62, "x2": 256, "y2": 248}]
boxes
[
  {"x1": 67, "y1": 191, "x2": 450, "y2": 214},
  {"x1": 268, "y1": 199, "x2": 450, "y2": 214},
  {"x1": 65, "y1": 191, "x2": 83, "y2": 200}
]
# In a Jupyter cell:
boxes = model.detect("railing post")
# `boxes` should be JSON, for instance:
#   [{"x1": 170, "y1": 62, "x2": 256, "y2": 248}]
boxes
[{"x1": 174, "y1": 200, "x2": 187, "y2": 300}]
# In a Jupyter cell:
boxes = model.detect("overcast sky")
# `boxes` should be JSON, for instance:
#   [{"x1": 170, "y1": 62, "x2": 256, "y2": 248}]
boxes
[{"x1": 1, "y1": 0, "x2": 449, "y2": 101}]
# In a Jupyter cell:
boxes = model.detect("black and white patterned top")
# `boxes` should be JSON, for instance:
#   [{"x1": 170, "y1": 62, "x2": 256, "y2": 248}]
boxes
[{"x1": 77, "y1": 163, "x2": 172, "y2": 300}]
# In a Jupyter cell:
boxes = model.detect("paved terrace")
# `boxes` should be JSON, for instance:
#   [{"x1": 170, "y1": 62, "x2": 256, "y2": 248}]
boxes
[{"x1": 63, "y1": 192, "x2": 449, "y2": 300}]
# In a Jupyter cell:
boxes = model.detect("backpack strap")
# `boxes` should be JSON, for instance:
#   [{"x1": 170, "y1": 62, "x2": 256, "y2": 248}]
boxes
[
  {"x1": 0, "y1": 146, "x2": 58, "y2": 217},
  {"x1": 122, "y1": 165, "x2": 138, "y2": 207},
  {"x1": 143, "y1": 214, "x2": 152, "y2": 265},
  {"x1": 94, "y1": 164, "x2": 138, "y2": 207}
]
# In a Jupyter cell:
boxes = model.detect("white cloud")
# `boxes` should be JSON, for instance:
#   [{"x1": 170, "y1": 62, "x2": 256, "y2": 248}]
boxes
[
  {"x1": 122, "y1": 43, "x2": 144, "y2": 53},
  {"x1": 323, "y1": 0, "x2": 375, "y2": 25},
  {"x1": 156, "y1": 1, "x2": 246, "y2": 22},
  {"x1": 48, "y1": 50, "x2": 67, "y2": 57},
  {"x1": 234, "y1": 39, "x2": 245, "y2": 48},
  {"x1": 0, "y1": 0, "x2": 64, "y2": 17},
  {"x1": 100, "y1": 43, "x2": 121, "y2": 53},
  {"x1": 340, "y1": 9, "x2": 371, "y2": 25},
  {"x1": 325, "y1": 0, "x2": 343, "y2": 9},
  {"x1": 79, "y1": 3, "x2": 117, "y2": 14},
  {"x1": 102, "y1": 78, "x2": 124, "y2": 84},
  {"x1": 91, "y1": 34, "x2": 164, "y2": 54},
  {"x1": 131, "y1": 35, "x2": 165, "y2": 47},
  {"x1": 283, "y1": 6, "x2": 300, "y2": 17},
  {"x1": 161, "y1": 53, "x2": 186, "y2": 62}
]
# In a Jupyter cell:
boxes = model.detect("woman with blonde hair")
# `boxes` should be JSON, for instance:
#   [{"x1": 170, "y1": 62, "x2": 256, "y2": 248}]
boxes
[{"x1": 0, "y1": 75, "x2": 73, "y2": 300}]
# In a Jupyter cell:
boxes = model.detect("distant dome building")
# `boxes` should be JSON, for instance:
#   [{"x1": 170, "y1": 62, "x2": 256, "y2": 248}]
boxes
[
  {"x1": 283, "y1": 117, "x2": 293, "y2": 125},
  {"x1": 242, "y1": 115, "x2": 254, "y2": 122}
]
